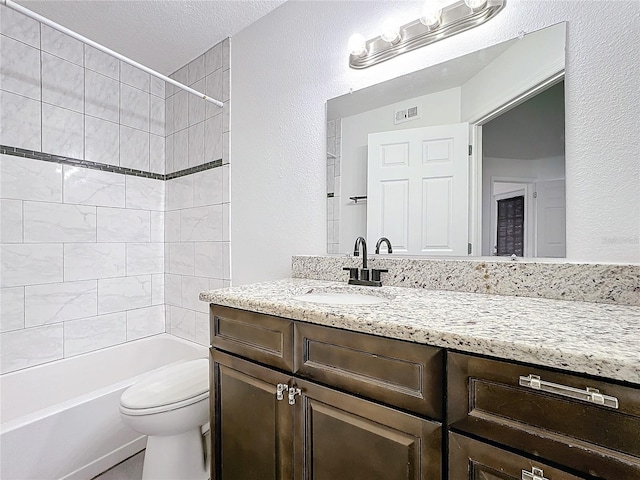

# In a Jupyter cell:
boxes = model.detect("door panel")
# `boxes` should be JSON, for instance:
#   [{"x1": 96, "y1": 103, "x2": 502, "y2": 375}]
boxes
[
  {"x1": 380, "y1": 179, "x2": 409, "y2": 251},
  {"x1": 294, "y1": 378, "x2": 441, "y2": 480},
  {"x1": 212, "y1": 350, "x2": 294, "y2": 480},
  {"x1": 422, "y1": 176, "x2": 453, "y2": 249}
]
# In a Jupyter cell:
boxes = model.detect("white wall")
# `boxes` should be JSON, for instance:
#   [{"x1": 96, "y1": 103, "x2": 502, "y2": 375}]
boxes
[{"x1": 231, "y1": 0, "x2": 640, "y2": 284}]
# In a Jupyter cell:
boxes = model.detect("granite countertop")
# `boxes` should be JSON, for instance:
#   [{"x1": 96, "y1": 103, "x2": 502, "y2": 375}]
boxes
[{"x1": 200, "y1": 278, "x2": 640, "y2": 385}]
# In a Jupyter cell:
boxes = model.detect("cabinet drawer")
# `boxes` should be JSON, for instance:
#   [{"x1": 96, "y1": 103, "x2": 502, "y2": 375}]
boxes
[
  {"x1": 448, "y1": 353, "x2": 640, "y2": 478},
  {"x1": 211, "y1": 305, "x2": 294, "y2": 372},
  {"x1": 294, "y1": 322, "x2": 444, "y2": 419},
  {"x1": 449, "y1": 432, "x2": 584, "y2": 480}
]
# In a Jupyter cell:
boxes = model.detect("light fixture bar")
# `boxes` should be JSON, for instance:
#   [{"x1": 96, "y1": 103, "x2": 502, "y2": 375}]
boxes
[
  {"x1": 2, "y1": 0, "x2": 224, "y2": 107},
  {"x1": 350, "y1": 0, "x2": 505, "y2": 69}
]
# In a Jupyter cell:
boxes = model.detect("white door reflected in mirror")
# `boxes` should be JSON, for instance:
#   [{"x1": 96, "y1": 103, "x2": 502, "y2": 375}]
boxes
[{"x1": 367, "y1": 123, "x2": 469, "y2": 256}]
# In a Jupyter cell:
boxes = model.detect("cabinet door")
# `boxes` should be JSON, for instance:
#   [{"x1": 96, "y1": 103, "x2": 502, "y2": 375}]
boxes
[
  {"x1": 293, "y1": 378, "x2": 441, "y2": 480},
  {"x1": 212, "y1": 350, "x2": 294, "y2": 480},
  {"x1": 449, "y1": 433, "x2": 585, "y2": 480}
]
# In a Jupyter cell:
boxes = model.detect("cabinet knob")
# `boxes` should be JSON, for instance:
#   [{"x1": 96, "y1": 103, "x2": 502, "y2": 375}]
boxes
[
  {"x1": 522, "y1": 467, "x2": 548, "y2": 480},
  {"x1": 288, "y1": 387, "x2": 302, "y2": 405},
  {"x1": 276, "y1": 383, "x2": 288, "y2": 401}
]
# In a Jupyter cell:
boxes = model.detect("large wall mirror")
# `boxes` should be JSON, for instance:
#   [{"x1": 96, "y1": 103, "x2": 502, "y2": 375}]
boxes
[{"x1": 326, "y1": 23, "x2": 566, "y2": 258}]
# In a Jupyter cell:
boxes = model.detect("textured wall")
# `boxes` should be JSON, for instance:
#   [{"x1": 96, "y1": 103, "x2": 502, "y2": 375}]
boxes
[{"x1": 231, "y1": 0, "x2": 640, "y2": 285}]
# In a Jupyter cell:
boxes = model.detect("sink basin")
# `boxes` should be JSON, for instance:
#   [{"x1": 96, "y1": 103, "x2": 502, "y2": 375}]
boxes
[{"x1": 292, "y1": 291, "x2": 389, "y2": 305}]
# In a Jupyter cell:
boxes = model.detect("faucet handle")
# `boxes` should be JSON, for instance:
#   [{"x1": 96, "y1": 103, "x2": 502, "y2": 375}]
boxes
[
  {"x1": 371, "y1": 268, "x2": 388, "y2": 282},
  {"x1": 342, "y1": 267, "x2": 359, "y2": 280}
]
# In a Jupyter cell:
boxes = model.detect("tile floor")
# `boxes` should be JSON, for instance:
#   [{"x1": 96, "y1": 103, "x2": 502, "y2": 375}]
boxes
[{"x1": 92, "y1": 451, "x2": 144, "y2": 480}]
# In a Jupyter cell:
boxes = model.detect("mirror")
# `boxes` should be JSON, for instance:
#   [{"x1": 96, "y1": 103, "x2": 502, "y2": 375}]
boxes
[{"x1": 326, "y1": 23, "x2": 566, "y2": 258}]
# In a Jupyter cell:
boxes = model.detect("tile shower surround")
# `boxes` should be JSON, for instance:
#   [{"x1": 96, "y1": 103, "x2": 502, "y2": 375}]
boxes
[
  {"x1": 0, "y1": 6, "x2": 230, "y2": 374},
  {"x1": 164, "y1": 38, "x2": 231, "y2": 345}
]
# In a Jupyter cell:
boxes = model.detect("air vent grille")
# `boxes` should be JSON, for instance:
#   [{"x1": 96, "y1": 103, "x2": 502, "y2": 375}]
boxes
[{"x1": 394, "y1": 105, "x2": 420, "y2": 124}]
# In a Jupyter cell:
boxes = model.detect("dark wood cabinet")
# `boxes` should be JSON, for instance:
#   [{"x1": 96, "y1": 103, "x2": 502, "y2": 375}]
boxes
[
  {"x1": 210, "y1": 306, "x2": 443, "y2": 480},
  {"x1": 212, "y1": 350, "x2": 293, "y2": 480},
  {"x1": 447, "y1": 352, "x2": 640, "y2": 479},
  {"x1": 209, "y1": 304, "x2": 640, "y2": 480},
  {"x1": 294, "y1": 322, "x2": 443, "y2": 419},
  {"x1": 294, "y1": 378, "x2": 441, "y2": 480},
  {"x1": 448, "y1": 433, "x2": 585, "y2": 480}
]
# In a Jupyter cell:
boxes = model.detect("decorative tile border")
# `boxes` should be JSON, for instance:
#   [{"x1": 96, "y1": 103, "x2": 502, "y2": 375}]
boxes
[
  {"x1": 292, "y1": 255, "x2": 640, "y2": 306},
  {"x1": 0, "y1": 145, "x2": 222, "y2": 180}
]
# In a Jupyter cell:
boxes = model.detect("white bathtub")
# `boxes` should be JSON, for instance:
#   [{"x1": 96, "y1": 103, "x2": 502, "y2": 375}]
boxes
[{"x1": 0, "y1": 334, "x2": 208, "y2": 480}]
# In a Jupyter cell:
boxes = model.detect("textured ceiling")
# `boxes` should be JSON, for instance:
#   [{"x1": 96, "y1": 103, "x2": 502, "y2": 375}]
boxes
[{"x1": 20, "y1": 0, "x2": 287, "y2": 74}]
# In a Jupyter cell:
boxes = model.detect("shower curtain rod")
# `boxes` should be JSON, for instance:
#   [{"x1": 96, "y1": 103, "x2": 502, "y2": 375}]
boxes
[{"x1": 2, "y1": 0, "x2": 224, "y2": 107}]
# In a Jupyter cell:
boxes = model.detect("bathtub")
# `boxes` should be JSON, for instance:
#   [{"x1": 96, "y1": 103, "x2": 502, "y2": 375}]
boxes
[{"x1": 0, "y1": 334, "x2": 208, "y2": 480}]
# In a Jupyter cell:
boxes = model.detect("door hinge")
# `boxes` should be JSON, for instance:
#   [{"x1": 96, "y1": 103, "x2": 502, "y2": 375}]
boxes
[
  {"x1": 468, "y1": 243, "x2": 472, "y2": 255},
  {"x1": 533, "y1": 191, "x2": 538, "y2": 198},
  {"x1": 468, "y1": 145, "x2": 472, "y2": 155}
]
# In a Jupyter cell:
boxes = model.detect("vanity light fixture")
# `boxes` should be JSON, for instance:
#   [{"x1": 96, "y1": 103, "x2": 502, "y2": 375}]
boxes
[{"x1": 349, "y1": 0, "x2": 505, "y2": 69}]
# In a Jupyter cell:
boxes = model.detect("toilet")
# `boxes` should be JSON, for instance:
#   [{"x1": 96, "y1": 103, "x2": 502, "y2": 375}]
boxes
[{"x1": 119, "y1": 358, "x2": 210, "y2": 480}]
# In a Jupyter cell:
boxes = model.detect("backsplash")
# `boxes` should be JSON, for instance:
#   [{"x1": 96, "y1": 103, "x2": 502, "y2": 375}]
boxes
[{"x1": 292, "y1": 255, "x2": 640, "y2": 306}]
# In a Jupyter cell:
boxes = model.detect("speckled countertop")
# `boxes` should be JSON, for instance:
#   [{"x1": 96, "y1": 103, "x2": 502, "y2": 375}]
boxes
[{"x1": 200, "y1": 278, "x2": 640, "y2": 385}]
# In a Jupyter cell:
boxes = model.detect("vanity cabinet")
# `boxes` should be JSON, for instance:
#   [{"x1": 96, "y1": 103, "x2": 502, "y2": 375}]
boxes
[
  {"x1": 209, "y1": 304, "x2": 640, "y2": 480},
  {"x1": 210, "y1": 305, "x2": 443, "y2": 480}
]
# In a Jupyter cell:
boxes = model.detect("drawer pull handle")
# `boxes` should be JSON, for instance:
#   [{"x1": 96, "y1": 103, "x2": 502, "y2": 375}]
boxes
[
  {"x1": 519, "y1": 374, "x2": 619, "y2": 409},
  {"x1": 276, "y1": 383, "x2": 288, "y2": 401},
  {"x1": 522, "y1": 467, "x2": 548, "y2": 480}
]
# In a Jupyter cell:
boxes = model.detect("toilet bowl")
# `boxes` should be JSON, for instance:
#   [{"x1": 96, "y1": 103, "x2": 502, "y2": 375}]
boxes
[{"x1": 119, "y1": 358, "x2": 209, "y2": 480}]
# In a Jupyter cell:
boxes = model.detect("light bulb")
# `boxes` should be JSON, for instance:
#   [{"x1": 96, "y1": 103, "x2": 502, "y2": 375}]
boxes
[
  {"x1": 380, "y1": 20, "x2": 400, "y2": 44},
  {"x1": 420, "y1": 1, "x2": 442, "y2": 28},
  {"x1": 348, "y1": 33, "x2": 367, "y2": 56},
  {"x1": 464, "y1": 0, "x2": 487, "y2": 10}
]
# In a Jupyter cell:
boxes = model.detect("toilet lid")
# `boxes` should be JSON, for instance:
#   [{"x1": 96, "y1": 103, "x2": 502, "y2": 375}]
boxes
[{"x1": 120, "y1": 358, "x2": 209, "y2": 410}]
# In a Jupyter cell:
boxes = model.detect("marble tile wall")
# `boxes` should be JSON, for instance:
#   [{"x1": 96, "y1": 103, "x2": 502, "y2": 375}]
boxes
[
  {"x1": 0, "y1": 8, "x2": 230, "y2": 371},
  {"x1": 326, "y1": 119, "x2": 341, "y2": 254},
  {"x1": 165, "y1": 39, "x2": 230, "y2": 174},
  {"x1": 0, "y1": 154, "x2": 166, "y2": 374},
  {"x1": 164, "y1": 41, "x2": 231, "y2": 346},
  {"x1": 0, "y1": 7, "x2": 166, "y2": 374},
  {"x1": 0, "y1": 5, "x2": 166, "y2": 174}
]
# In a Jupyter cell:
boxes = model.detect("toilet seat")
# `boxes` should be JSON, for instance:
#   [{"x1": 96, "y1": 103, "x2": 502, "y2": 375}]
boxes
[{"x1": 120, "y1": 358, "x2": 209, "y2": 416}]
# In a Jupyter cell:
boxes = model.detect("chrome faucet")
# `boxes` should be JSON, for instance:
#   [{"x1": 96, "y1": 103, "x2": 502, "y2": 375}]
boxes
[
  {"x1": 342, "y1": 236, "x2": 388, "y2": 287},
  {"x1": 375, "y1": 237, "x2": 393, "y2": 254}
]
